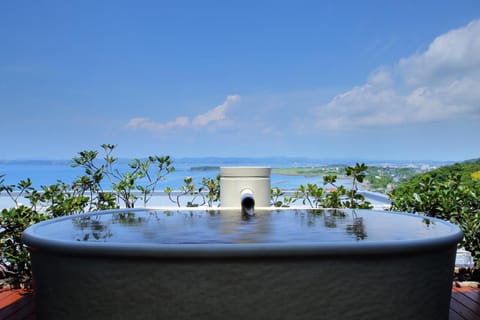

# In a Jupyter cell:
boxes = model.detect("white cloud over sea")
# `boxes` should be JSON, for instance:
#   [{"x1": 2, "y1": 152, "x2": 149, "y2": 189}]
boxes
[
  {"x1": 126, "y1": 95, "x2": 240, "y2": 132},
  {"x1": 315, "y1": 20, "x2": 480, "y2": 130}
]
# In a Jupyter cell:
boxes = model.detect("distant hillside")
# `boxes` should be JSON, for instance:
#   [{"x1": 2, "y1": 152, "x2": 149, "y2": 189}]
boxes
[{"x1": 394, "y1": 158, "x2": 480, "y2": 192}]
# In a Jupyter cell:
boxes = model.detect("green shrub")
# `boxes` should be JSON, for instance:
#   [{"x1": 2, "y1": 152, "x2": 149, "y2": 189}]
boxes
[
  {"x1": 0, "y1": 206, "x2": 47, "y2": 286},
  {"x1": 389, "y1": 173, "x2": 480, "y2": 263}
]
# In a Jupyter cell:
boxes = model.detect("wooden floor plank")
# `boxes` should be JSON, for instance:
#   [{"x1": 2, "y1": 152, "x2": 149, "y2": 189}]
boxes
[
  {"x1": 450, "y1": 296, "x2": 479, "y2": 320},
  {"x1": 4, "y1": 298, "x2": 35, "y2": 320},
  {"x1": 450, "y1": 286, "x2": 480, "y2": 320},
  {"x1": 0, "y1": 289, "x2": 34, "y2": 320},
  {"x1": 0, "y1": 290, "x2": 22, "y2": 309},
  {"x1": 462, "y1": 290, "x2": 480, "y2": 302},
  {"x1": 453, "y1": 292, "x2": 480, "y2": 316},
  {"x1": 450, "y1": 309, "x2": 467, "y2": 320}
]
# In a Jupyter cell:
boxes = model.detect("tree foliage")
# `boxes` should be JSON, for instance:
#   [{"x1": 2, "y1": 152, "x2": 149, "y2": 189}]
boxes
[
  {"x1": 394, "y1": 159, "x2": 480, "y2": 194},
  {"x1": 389, "y1": 160, "x2": 480, "y2": 263}
]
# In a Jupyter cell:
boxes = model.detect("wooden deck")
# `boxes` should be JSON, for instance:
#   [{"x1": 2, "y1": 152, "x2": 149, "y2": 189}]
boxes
[
  {"x1": 450, "y1": 286, "x2": 480, "y2": 320},
  {"x1": 0, "y1": 288, "x2": 35, "y2": 320},
  {"x1": 1, "y1": 286, "x2": 479, "y2": 319}
]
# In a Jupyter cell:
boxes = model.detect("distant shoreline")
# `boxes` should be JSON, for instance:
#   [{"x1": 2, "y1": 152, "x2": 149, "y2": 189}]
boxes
[{"x1": 272, "y1": 167, "x2": 347, "y2": 178}]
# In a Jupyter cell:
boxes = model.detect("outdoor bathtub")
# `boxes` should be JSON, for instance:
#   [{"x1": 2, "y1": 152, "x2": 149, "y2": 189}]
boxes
[{"x1": 23, "y1": 208, "x2": 463, "y2": 320}]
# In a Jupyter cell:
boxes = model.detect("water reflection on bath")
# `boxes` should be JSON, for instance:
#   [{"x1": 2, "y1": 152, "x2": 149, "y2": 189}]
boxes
[{"x1": 30, "y1": 209, "x2": 454, "y2": 245}]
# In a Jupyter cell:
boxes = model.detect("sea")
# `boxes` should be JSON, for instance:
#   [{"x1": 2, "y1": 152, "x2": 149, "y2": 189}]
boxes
[{"x1": 0, "y1": 157, "x2": 360, "y2": 191}]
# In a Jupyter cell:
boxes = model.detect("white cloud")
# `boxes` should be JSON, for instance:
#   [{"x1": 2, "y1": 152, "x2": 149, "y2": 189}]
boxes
[
  {"x1": 317, "y1": 84, "x2": 405, "y2": 129},
  {"x1": 315, "y1": 20, "x2": 480, "y2": 130},
  {"x1": 126, "y1": 116, "x2": 189, "y2": 131},
  {"x1": 126, "y1": 95, "x2": 239, "y2": 132},
  {"x1": 399, "y1": 20, "x2": 480, "y2": 87},
  {"x1": 192, "y1": 95, "x2": 239, "y2": 126},
  {"x1": 367, "y1": 67, "x2": 393, "y2": 88}
]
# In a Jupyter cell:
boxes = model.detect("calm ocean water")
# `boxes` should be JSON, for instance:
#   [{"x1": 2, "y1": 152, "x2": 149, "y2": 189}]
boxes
[{"x1": 0, "y1": 158, "x2": 356, "y2": 191}]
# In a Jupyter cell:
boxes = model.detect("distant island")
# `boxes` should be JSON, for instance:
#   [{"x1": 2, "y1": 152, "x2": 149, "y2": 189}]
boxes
[
  {"x1": 190, "y1": 166, "x2": 220, "y2": 172},
  {"x1": 272, "y1": 167, "x2": 345, "y2": 177}
]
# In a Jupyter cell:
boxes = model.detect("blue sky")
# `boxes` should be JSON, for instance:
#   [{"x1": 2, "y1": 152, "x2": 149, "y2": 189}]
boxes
[{"x1": 1, "y1": 1, "x2": 480, "y2": 161}]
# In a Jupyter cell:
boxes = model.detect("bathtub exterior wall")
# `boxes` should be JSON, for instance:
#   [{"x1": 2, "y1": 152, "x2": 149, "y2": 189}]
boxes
[{"x1": 30, "y1": 246, "x2": 456, "y2": 320}]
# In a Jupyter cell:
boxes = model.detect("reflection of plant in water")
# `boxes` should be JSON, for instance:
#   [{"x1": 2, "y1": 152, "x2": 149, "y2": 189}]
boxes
[
  {"x1": 73, "y1": 216, "x2": 112, "y2": 241},
  {"x1": 310, "y1": 209, "x2": 346, "y2": 228},
  {"x1": 309, "y1": 209, "x2": 367, "y2": 240},
  {"x1": 73, "y1": 211, "x2": 157, "y2": 241},
  {"x1": 112, "y1": 212, "x2": 146, "y2": 226},
  {"x1": 324, "y1": 209, "x2": 347, "y2": 228},
  {"x1": 346, "y1": 211, "x2": 367, "y2": 240},
  {"x1": 163, "y1": 210, "x2": 174, "y2": 217},
  {"x1": 422, "y1": 218, "x2": 435, "y2": 227},
  {"x1": 323, "y1": 215, "x2": 336, "y2": 228}
]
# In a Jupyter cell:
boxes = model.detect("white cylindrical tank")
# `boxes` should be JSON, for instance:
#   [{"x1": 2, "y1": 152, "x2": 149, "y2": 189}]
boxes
[{"x1": 220, "y1": 167, "x2": 271, "y2": 208}]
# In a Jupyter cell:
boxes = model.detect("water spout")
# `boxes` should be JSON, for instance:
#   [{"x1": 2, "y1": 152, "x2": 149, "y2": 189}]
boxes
[
  {"x1": 219, "y1": 167, "x2": 270, "y2": 216},
  {"x1": 240, "y1": 189, "x2": 255, "y2": 216}
]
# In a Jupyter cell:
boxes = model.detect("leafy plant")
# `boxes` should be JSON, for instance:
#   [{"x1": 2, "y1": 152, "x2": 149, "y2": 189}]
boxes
[
  {"x1": 165, "y1": 175, "x2": 221, "y2": 207},
  {"x1": 342, "y1": 163, "x2": 372, "y2": 209},
  {"x1": 394, "y1": 159, "x2": 480, "y2": 192},
  {"x1": 293, "y1": 183, "x2": 326, "y2": 208},
  {"x1": 288, "y1": 163, "x2": 372, "y2": 209},
  {"x1": 270, "y1": 187, "x2": 294, "y2": 207},
  {"x1": 389, "y1": 173, "x2": 480, "y2": 263},
  {"x1": 0, "y1": 178, "x2": 48, "y2": 287},
  {"x1": 72, "y1": 144, "x2": 174, "y2": 208},
  {"x1": 201, "y1": 175, "x2": 221, "y2": 207},
  {"x1": 166, "y1": 176, "x2": 197, "y2": 207}
]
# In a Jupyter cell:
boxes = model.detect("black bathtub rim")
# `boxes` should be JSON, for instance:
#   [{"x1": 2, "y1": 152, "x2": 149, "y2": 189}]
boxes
[{"x1": 22, "y1": 208, "x2": 464, "y2": 258}]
